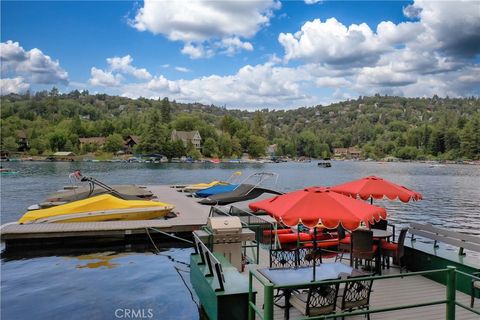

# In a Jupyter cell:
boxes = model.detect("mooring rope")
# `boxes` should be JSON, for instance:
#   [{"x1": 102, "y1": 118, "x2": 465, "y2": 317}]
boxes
[
  {"x1": 174, "y1": 266, "x2": 199, "y2": 307},
  {"x1": 144, "y1": 228, "x2": 190, "y2": 266},
  {"x1": 147, "y1": 227, "x2": 193, "y2": 245}
]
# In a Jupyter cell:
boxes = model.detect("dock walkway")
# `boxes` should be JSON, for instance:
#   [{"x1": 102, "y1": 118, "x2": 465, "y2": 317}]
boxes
[
  {"x1": 247, "y1": 248, "x2": 479, "y2": 319},
  {"x1": 0, "y1": 185, "x2": 211, "y2": 248}
]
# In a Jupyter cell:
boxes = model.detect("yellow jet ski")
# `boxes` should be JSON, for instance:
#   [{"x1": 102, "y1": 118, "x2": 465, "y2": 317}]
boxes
[
  {"x1": 18, "y1": 194, "x2": 175, "y2": 224},
  {"x1": 181, "y1": 172, "x2": 242, "y2": 193}
]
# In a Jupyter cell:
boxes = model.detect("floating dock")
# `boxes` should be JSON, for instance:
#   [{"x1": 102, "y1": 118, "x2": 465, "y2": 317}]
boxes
[{"x1": 0, "y1": 185, "x2": 212, "y2": 250}]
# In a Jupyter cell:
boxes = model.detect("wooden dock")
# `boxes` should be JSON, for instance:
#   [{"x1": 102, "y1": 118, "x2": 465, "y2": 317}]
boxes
[
  {"x1": 0, "y1": 185, "x2": 211, "y2": 249},
  {"x1": 247, "y1": 250, "x2": 480, "y2": 320}
]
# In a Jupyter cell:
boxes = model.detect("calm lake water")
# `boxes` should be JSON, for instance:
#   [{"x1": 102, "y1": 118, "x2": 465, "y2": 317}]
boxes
[{"x1": 1, "y1": 161, "x2": 479, "y2": 320}]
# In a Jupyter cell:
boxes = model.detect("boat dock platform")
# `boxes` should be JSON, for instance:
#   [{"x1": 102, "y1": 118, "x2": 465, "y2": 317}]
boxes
[{"x1": 0, "y1": 185, "x2": 211, "y2": 250}]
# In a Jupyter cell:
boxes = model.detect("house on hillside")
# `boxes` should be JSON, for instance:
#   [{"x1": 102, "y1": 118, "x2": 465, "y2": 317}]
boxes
[
  {"x1": 79, "y1": 137, "x2": 106, "y2": 149},
  {"x1": 16, "y1": 130, "x2": 29, "y2": 152},
  {"x1": 333, "y1": 147, "x2": 362, "y2": 159},
  {"x1": 171, "y1": 130, "x2": 201, "y2": 150},
  {"x1": 124, "y1": 135, "x2": 141, "y2": 154}
]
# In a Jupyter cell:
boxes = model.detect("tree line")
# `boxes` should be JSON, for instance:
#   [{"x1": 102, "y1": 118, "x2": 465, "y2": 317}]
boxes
[{"x1": 1, "y1": 89, "x2": 479, "y2": 161}]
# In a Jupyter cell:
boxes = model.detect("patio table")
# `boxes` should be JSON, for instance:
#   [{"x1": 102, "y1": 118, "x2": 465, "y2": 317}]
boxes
[{"x1": 257, "y1": 262, "x2": 365, "y2": 319}]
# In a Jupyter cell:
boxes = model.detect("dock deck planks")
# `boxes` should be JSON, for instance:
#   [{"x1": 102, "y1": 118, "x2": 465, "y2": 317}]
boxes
[
  {"x1": 0, "y1": 185, "x2": 211, "y2": 242},
  {"x1": 247, "y1": 250, "x2": 479, "y2": 320}
]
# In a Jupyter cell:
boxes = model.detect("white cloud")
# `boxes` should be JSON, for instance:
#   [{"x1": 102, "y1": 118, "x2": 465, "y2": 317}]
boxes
[
  {"x1": 279, "y1": 18, "x2": 385, "y2": 66},
  {"x1": 89, "y1": 54, "x2": 153, "y2": 87},
  {"x1": 304, "y1": 0, "x2": 322, "y2": 4},
  {"x1": 0, "y1": 77, "x2": 30, "y2": 94},
  {"x1": 357, "y1": 65, "x2": 417, "y2": 87},
  {"x1": 219, "y1": 37, "x2": 254, "y2": 56},
  {"x1": 315, "y1": 77, "x2": 351, "y2": 88},
  {"x1": 175, "y1": 66, "x2": 191, "y2": 73},
  {"x1": 89, "y1": 67, "x2": 123, "y2": 87},
  {"x1": 106, "y1": 55, "x2": 152, "y2": 79},
  {"x1": 131, "y1": 0, "x2": 280, "y2": 58},
  {"x1": 181, "y1": 43, "x2": 212, "y2": 59},
  {"x1": 1, "y1": 40, "x2": 68, "y2": 85},
  {"x1": 276, "y1": 0, "x2": 479, "y2": 101},
  {"x1": 118, "y1": 62, "x2": 313, "y2": 108},
  {"x1": 408, "y1": 0, "x2": 480, "y2": 57}
]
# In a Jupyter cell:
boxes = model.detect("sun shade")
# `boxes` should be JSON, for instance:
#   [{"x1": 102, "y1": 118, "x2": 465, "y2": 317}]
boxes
[
  {"x1": 331, "y1": 175, "x2": 423, "y2": 203},
  {"x1": 248, "y1": 186, "x2": 386, "y2": 231}
]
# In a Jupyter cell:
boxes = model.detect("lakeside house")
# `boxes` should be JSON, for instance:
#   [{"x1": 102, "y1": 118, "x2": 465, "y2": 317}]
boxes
[
  {"x1": 79, "y1": 137, "x2": 107, "y2": 149},
  {"x1": 16, "y1": 130, "x2": 29, "y2": 152},
  {"x1": 171, "y1": 130, "x2": 202, "y2": 150},
  {"x1": 124, "y1": 135, "x2": 141, "y2": 154},
  {"x1": 333, "y1": 147, "x2": 362, "y2": 159}
]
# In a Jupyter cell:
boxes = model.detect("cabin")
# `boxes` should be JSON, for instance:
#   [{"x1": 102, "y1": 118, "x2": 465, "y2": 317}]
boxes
[
  {"x1": 171, "y1": 130, "x2": 202, "y2": 150},
  {"x1": 333, "y1": 147, "x2": 361, "y2": 159},
  {"x1": 124, "y1": 135, "x2": 141, "y2": 154},
  {"x1": 16, "y1": 130, "x2": 29, "y2": 152},
  {"x1": 79, "y1": 137, "x2": 106, "y2": 150}
]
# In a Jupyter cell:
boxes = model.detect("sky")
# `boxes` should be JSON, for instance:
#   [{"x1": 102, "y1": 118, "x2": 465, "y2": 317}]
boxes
[{"x1": 1, "y1": 0, "x2": 479, "y2": 109}]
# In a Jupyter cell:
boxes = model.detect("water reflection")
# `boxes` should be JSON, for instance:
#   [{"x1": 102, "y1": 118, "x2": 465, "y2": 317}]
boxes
[{"x1": 73, "y1": 251, "x2": 125, "y2": 269}]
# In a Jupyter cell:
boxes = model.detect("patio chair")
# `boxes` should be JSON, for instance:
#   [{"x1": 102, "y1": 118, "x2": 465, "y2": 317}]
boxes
[
  {"x1": 269, "y1": 248, "x2": 299, "y2": 308},
  {"x1": 369, "y1": 219, "x2": 396, "y2": 241},
  {"x1": 350, "y1": 229, "x2": 378, "y2": 272},
  {"x1": 270, "y1": 248, "x2": 298, "y2": 269},
  {"x1": 290, "y1": 282, "x2": 340, "y2": 317},
  {"x1": 297, "y1": 246, "x2": 323, "y2": 267},
  {"x1": 470, "y1": 272, "x2": 480, "y2": 308},
  {"x1": 369, "y1": 219, "x2": 388, "y2": 230},
  {"x1": 381, "y1": 227, "x2": 408, "y2": 271},
  {"x1": 336, "y1": 225, "x2": 352, "y2": 262},
  {"x1": 338, "y1": 277, "x2": 374, "y2": 320}
]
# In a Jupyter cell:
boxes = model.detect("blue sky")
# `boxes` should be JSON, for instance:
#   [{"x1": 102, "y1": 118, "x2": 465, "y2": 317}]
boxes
[{"x1": 1, "y1": 1, "x2": 479, "y2": 109}]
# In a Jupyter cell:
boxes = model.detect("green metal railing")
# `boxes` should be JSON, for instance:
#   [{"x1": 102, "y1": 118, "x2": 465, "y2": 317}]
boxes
[{"x1": 248, "y1": 266, "x2": 480, "y2": 320}]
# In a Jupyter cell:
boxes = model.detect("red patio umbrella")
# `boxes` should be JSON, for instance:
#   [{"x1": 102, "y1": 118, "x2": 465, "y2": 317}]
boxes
[
  {"x1": 330, "y1": 176, "x2": 423, "y2": 203},
  {"x1": 249, "y1": 186, "x2": 387, "y2": 231}
]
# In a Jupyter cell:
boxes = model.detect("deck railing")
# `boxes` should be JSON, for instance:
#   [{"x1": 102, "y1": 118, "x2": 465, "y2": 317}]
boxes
[
  {"x1": 248, "y1": 266, "x2": 480, "y2": 320},
  {"x1": 192, "y1": 232, "x2": 225, "y2": 292}
]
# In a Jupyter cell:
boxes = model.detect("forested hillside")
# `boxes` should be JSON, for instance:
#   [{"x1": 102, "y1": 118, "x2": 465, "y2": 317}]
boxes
[{"x1": 1, "y1": 89, "x2": 479, "y2": 160}]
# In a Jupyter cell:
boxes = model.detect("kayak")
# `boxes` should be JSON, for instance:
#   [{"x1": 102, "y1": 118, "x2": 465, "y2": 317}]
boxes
[{"x1": 18, "y1": 194, "x2": 175, "y2": 224}]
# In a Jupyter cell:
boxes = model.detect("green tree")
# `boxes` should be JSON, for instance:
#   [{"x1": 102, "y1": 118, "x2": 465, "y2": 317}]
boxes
[
  {"x1": 1, "y1": 137, "x2": 18, "y2": 153},
  {"x1": 252, "y1": 112, "x2": 265, "y2": 136},
  {"x1": 48, "y1": 131, "x2": 68, "y2": 151},
  {"x1": 203, "y1": 138, "x2": 219, "y2": 157},
  {"x1": 248, "y1": 135, "x2": 267, "y2": 157},
  {"x1": 161, "y1": 97, "x2": 171, "y2": 123},
  {"x1": 218, "y1": 134, "x2": 232, "y2": 158},
  {"x1": 104, "y1": 134, "x2": 124, "y2": 152}
]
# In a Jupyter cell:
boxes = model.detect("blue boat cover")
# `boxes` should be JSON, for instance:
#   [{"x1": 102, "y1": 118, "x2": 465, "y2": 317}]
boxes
[{"x1": 195, "y1": 184, "x2": 238, "y2": 198}]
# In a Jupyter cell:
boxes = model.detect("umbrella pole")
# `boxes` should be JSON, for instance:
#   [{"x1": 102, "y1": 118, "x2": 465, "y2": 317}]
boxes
[{"x1": 312, "y1": 226, "x2": 317, "y2": 282}]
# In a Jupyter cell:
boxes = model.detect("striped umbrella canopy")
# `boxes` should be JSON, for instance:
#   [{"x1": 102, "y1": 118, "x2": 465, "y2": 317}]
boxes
[
  {"x1": 331, "y1": 176, "x2": 423, "y2": 203},
  {"x1": 248, "y1": 186, "x2": 387, "y2": 231}
]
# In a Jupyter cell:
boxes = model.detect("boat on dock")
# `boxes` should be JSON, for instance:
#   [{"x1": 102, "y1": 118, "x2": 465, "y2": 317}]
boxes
[
  {"x1": 18, "y1": 194, "x2": 175, "y2": 224},
  {"x1": 198, "y1": 172, "x2": 282, "y2": 205},
  {"x1": 180, "y1": 171, "x2": 242, "y2": 193},
  {"x1": 28, "y1": 172, "x2": 153, "y2": 210}
]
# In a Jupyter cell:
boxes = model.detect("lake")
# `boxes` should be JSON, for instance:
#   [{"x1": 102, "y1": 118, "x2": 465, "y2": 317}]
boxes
[{"x1": 1, "y1": 161, "x2": 479, "y2": 319}]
